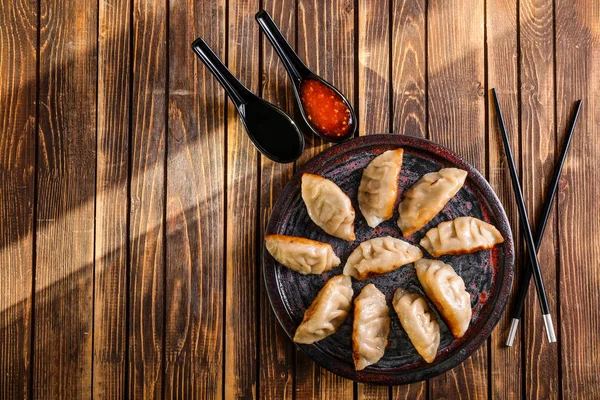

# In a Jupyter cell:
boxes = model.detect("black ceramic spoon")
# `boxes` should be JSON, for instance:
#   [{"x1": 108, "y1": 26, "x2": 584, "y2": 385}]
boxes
[
  {"x1": 191, "y1": 38, "x2": 304, "y2": 163},
  {"x1": 255, "y1": 10, "x2": 357, "y2": 143}
]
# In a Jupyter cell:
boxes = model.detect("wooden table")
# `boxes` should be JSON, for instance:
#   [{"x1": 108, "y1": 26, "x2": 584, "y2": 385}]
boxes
[{"x1": 1, "y1": 0, "x2": 598, "y2": 398}]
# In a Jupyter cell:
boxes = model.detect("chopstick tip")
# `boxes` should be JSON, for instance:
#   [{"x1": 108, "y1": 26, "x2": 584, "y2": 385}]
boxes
[
  {"x1": 543, "y1": 314, "x2": 557, "y2": 343},
  {"x1": 506, "y1": 318, "x2": 519, "y2": 347}
]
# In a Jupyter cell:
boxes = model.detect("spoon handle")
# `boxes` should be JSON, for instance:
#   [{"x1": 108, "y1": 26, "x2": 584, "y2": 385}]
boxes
[
  {"x1": 191, "y1": 38, "x2": 253, "y2": 108},
  {"x1": 255, "y1": 10, "x2": 311, "y2": 85}
]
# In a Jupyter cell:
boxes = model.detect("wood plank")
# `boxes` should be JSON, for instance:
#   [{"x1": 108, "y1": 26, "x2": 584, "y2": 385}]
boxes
[
  {"x1": 519, "y1": 0, "x2": 559, "y2": 397},
  {"x1": 390, "y1": 0, "x2": 427, "y2": 396},
  {"x1": 427, "y1": 0, "x2": 488, "y2": 398},
  {"x1": 129, "y1": 0, "x2": 167, "y2": 396},
  {"x1": 485, "y1": 0, "x2": 522, "y2": 398},
  {"x1": 93, "y1": 0, "x2": 130, "y2": 397},
  {"x1": 358, "y1": 0, "x2": 389, "y2": 136},
  {"x1": 164, "y1": 0, "x2": 226, "y2": 398},
  {"x1": 258, "y1": 3, "x2": 295, "y2": 399},
  {"x1": 34, "y1": 0, "x2": 97, "y2": 396},
  {"x1": 357, "y1": 0, "x2": 390, "y2": 397},
  {"x1": 392, "y1": 383, "x2": 426, "y2": 400},
  {"x1": 295, "y1": 0, "x2": 355, "y2": 395},
  {"x1": 391, "y1": 0, "x2": 426, "y2": 139},
  {"x1": 0, "y1": 0, "x2": 37, "y2": 397},
  {"x1": 225, "y1": 0, "x2": 260, "y2": 398},
  {"x1": 555, "y1": 1, "x2": 600, "y2": 398}
]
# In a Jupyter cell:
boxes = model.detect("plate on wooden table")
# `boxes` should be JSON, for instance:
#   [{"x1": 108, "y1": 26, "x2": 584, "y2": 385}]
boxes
[{"x1": 263, "y1": 134, "x2": 514, "y2": 385}]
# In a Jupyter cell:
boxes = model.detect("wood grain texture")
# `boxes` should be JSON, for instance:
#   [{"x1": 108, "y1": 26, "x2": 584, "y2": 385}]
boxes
[
  {"x1": 0, "y1": 0, "x2": 36, "y2": 397},
  {"x1": 34, "y1": 0, "x2": 97, "y2": 397},
  {"x1": 129, "y1": 0, "x2": 167, "y2": 396},
  {"x1": 391, "y1": 0, "x2": 426, "y2": 138},
  {"x1": 3, "y1": 1, "x2": 600, "y2": 397},
  {"x1": 555, "y1": 1, "x2": 600, "y2": 398},
  {"x1": 357, "y1": 0, "x2": 390, "y2": 397},
  {"x1": 486, "y1": 0, "x2": 522, "y2": 399},
  {"x1": 295, "y1": 351, "x2": 355, "y2": 399},
  {"x1": 519, "y1": 0, "x2": 559, "y2": 397},
  {"x1": 392, "y1": 382, "x2": 426, "y2": 400},
  {"x1": 427, "y1": 0, "x2": 488, "y2": 398},
  {"x1": 358, "y1": 0, "x2": 389, "y2": 136},
  {"x1": 295, "y1": 0, "x2": 355, "y2": 395},
  {"x1": 164, "y1": 0, "x2": 226, "y2": 399},
  {"x1": 225, "y1": 1, "x2": 260, "y2": 398},
  {"x1": 94, "y1": 0, "x2": 130, "y2": 397},
  {"x1": 258, "y1": 2, "x2": 295, "y2": 399},
  {"x1": 356, "y1": 384, "x2": 390, "y2": 400},
  {"x1": 390, "y1": 1, "x2": 427, "y2": 396}
]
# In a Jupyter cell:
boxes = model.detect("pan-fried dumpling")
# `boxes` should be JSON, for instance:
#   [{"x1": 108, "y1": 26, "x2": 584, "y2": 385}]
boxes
[
  {"x1": 358, "y1": 149, "x2": 404, "y2": 227},
  {"x1": 420, "y1": 216, "x2": 504, "y2": 257},
  {"x1": 294, "y1": 275, "x2": 353, "y2": 344},
  {"x1": 415, "y1": 259, "x2": 471, "y2": 338},
  {"x1": 265, "y1": 234, "x2": 341, "y2": 274},
  {"x1": 392, "y1": 289, "x2": 440, "y2": 363},
  {"x1": 397, "y1": 168, "x2": 468, "y2": 237},
  {"x1": 343, "y1": 236, "x2": 422, "y2": 280},
  {"x1": 301, "y1": 173, "x2": 355, "y2": 241},
  {"x1": 352, "y1": 284, "x2": 390, "y2": 370}
]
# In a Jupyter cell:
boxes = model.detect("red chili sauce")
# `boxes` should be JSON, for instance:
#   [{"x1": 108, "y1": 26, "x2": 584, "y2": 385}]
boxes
[{"x1": 300, "y1": 79, "x2": 353, "y2": 138}]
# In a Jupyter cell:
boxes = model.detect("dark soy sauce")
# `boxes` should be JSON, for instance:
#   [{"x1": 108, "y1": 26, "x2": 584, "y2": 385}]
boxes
[{"x1": 241, "y1": 99, "x2": 304, "y2": 163}]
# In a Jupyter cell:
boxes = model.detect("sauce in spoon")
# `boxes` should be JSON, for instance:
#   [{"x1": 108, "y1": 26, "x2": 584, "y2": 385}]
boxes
[{"x1": 300, "y1": 79, "x2": 353, "y2": 138}]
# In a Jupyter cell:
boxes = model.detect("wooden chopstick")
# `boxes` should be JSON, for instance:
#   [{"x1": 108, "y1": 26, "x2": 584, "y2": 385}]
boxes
[
  {"x1": 505, "y1": 99, "x2": 582, "y2": 346},
  {"x1": 491, "y1": 88, "x2": 556, "y2": 344}
]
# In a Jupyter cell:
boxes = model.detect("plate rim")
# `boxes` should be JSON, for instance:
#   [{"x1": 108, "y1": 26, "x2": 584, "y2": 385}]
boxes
[{"x1": 263, "y1": 133, "x2": 515, "y2": 385}]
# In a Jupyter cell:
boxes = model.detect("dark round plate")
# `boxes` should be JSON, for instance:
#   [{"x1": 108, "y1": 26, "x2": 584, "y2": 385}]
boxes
[{"x1": 263, "y1": 134, "x2": 514, "y2": 385}]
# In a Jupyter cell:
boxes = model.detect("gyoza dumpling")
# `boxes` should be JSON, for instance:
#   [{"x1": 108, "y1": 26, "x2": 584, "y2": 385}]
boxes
[
  {"x1": 343, "y1": 236, "x2": 422, "y2": 280},
  {"x1": 301, "y1": 173, "x2": 355, "y2": 241},
  {"x1": 294, "y1": 275, "x2": 353, "y2": 344},
  {"x1": 392, "y1": 289, "x2": 440, "y2": 363},
  {"x1": 397, "y1": 168, "x2": 468, "y2": 237},
  {"x1": 415, "y1": 259, "x2": 471, "y2": 338},
  {"x1": 358, "y1": 149, "x2": 404, "y2": 227},
  {"x1": 420, "y1": 216, "x2": 504, "y2": 257},
  {"x1": 352, "y1": 284, "x2": 390, "y2": 370},
  {"x1": 265, "y1": 234, "x2": 341, "y2": 274}
]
